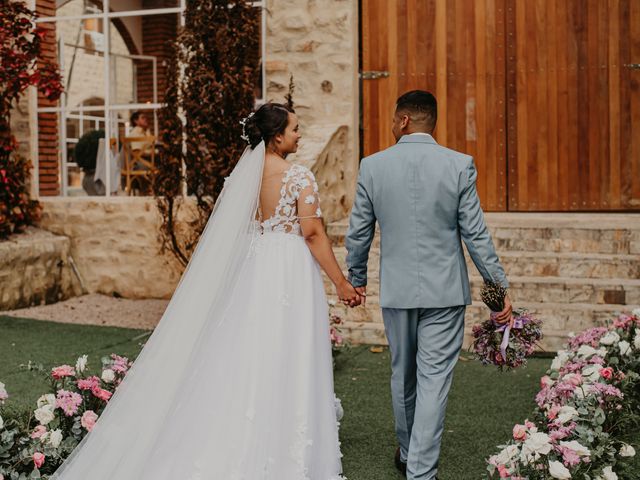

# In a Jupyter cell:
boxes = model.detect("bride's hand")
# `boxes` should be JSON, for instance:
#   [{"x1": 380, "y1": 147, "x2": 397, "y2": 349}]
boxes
[{"x1": 337, "y1": 279, "x2": 361, "y2": 307}]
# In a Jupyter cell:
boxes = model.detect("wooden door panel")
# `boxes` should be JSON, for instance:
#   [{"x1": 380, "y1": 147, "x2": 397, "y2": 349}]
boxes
[
  {"x1": 506, "y1": 0, "x2": 640, "y2": 211},
  {"x1": 361, "y1": 0, "x2": 509, "y2": 211}
]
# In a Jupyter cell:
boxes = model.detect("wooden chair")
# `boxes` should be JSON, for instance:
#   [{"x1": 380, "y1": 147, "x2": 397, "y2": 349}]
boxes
[{"x1": 121, "y1": 136, "x2": 157, "y2": 195}]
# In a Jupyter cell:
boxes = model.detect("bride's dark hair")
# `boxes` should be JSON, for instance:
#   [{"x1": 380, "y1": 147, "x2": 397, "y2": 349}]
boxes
[{"x1": 244, "y1": 102, "x2": 295, "y2": 149}]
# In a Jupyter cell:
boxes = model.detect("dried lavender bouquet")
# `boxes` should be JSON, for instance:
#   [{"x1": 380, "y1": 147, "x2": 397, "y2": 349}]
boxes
[{"x1": 480, "y1": 281, "x2": 508, "y2": 312}]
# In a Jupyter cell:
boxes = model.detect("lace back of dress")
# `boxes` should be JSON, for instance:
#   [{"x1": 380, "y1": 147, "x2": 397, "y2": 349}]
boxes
[{"x1": 259, "y1": 165, "x2": 322, "y2": 236}]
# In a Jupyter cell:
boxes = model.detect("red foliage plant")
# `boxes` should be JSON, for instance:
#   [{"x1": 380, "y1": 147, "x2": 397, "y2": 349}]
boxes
[
  {"x1": 154, "y1": 0, "x2": 260, "y2": 265},
  {"x1": 0, "y1": 1, "x2": 63, "y2": 238}
]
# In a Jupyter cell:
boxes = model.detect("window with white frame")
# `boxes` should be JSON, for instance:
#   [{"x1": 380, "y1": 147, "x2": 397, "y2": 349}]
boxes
[{"x1": 35, "y1": 0, "x2": 266, "y2": 197}]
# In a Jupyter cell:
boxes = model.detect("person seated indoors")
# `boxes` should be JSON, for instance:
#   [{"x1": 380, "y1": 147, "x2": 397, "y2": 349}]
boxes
[
  {"x1": 126, "y1": 111, "x2": 155, "y2": 193},
  {"x1": 128, "y1": 111, "x2": 154, "y2": 160}
]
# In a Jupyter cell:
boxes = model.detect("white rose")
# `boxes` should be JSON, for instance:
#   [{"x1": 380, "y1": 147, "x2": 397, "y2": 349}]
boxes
[
  {"x1": 582, "y1": 364, "x2": 601, "y2": 382},
  {"x1": 0, "y1": 414, "x2": 4, "y2": 429},
  {"x1": 576, "y1": 345, "x2": 598, "y2": 358},
  {"x1": 34, "y1": 405, "x2": 56, "y2": 425},
  {"x1": 549, "y1": 460, "x2": 572, "y2": 479},
  {"x1": 551, "y1": 350, "x2": 571, "y2": 371},
  {"x1": 101, "y1": 369, "x2": 115, "y2": 383},
  {"x1": 619, "y1": 444, "x2": 636, "y2": 457},
  {"x1": 632, "y1": 308, "x2": 640, "y2": 319},
  {"x1": 600, "y1": 331, "x2": 620, "y2": 346},
  {"x1": 560, "y1": 440, "x2": 590, "y2": 457},
  {"x1": 37, "y1": 394, "x2": 56, "y2": 408},
  {"x1": 75, "y1": 355, "x2": 88, "y2": 374},
  {"x1": 521, "y1": 432, "x2": 552, "y2": 464},
  {"x1": 48, "y1": 429, "x2": 63, "y2": 448},
  {"x1": 618, "y1": 340, "x2": 631, "y2": 356},
  {"x1": 0, "y1": 381, "x2": 7, "y2": 402},
  {"x1": 634, "y1": 333, "x2": 640, "y2": 350},
  {"x1": 495, "y1": 444, "x2": 520, "y2": 465},
  {"x1": 558, "y1": 406, "x2": 579, "y2": 424},
  {"x1": 597, "y1": 466, "x2": 618, "y2": 480},
  {"x1": 574, "y1": 387, "x2": 586, "y2": 399}
]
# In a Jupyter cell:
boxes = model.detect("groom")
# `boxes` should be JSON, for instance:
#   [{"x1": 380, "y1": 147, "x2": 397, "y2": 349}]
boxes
[{"x1": 346, "y1": 90, "x2": 511, "y2": 480}]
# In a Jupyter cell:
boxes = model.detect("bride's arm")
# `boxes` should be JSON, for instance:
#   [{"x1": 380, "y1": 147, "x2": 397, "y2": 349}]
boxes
[
  {"x1": 300, "y1": 217, "x2": 360, "y2": 306},
  {"x1": 296, "y1": 169, "x2": 360, "y2": 306}
]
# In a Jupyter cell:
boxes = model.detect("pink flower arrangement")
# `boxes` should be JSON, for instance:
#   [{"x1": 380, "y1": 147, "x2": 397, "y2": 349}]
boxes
[
  {"x1": 0, "y1": 352, "x2": 134, "y2": 478},
  {"x1": 76, "y1": 376, "x2": 100, "y2": 391},
  {"x1": 51, "y1": 365, "x2": 75, "y2": 379},
  {"x1": 30, "y1": 425, "x2": 47, "y2": 439},
  {"x1": 329, "y1": 313, "x2": 348, "y2": 356},
  {"x1": 486, "y1": 311, "x2": 640, "y2": 479},
  {"x1": 56, "y1": 389, "x2": 83, "y2": 416},
  {"x1": 109, "y1": 354, "x2": 131, "y2": 375},
  {"x1": 32, "y1": 452, "x2": 44, "y2": 469},
  {"x1": 91, "y1": 386, "x2": 113, "y2": 402},
  {"x1": 81, "y1": 410, "x2": 98, "y2": 432}
]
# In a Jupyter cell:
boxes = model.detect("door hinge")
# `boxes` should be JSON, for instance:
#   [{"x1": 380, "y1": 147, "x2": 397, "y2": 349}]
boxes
[{"x1": 360, "y1": 70, "x2": 390, "y2": 80}]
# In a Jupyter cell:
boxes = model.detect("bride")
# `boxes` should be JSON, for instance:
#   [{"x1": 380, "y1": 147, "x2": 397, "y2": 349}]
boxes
[{"x1": 51, "y1": 102, "x2": 360, "y2": 479}]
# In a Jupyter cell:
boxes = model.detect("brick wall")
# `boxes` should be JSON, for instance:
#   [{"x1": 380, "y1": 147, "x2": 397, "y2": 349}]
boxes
[
  {"x1": 136, "y1": 2, "x2": 177, "y2": 104},
  {"x1": 36, "y1": 0, "x2": 60, "y2": 196}
]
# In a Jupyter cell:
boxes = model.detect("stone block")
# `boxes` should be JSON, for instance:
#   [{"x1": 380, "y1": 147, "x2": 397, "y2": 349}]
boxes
[{"x1": 0, "y1": 228, "x2": 82, "y2": 310}]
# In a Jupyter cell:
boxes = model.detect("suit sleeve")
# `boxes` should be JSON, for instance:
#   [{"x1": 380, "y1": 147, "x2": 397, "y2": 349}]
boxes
[
  {"x1": 458, "y1": 158, "x2": 509, "y2": 288},
  {"x1": 345, "y1": 160, "x2": 376, "y2": 288}
]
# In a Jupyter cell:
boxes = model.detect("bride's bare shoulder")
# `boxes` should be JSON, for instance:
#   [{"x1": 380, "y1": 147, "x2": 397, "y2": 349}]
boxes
[{"x1": 262, "y1": 154, "x2": 291, "y2": 178}]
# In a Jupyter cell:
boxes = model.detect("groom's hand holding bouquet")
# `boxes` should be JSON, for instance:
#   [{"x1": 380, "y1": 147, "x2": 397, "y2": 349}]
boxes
[{"x1": 471, "y1": 281, "x2": 543, "y2": 370}]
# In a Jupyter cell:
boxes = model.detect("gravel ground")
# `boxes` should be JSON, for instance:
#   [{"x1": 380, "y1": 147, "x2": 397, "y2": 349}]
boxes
[{"x1": 0, "y1": 294, "x2": 168, "y2": 330}]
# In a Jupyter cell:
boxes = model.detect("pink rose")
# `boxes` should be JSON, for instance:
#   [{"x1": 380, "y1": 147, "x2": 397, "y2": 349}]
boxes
[
  {"x1": 56, "y1": 390, "x2": 83, "y2": 416},
  {"x1": 77, "y1": 376, "x2": 100, "y2": 391},
  {"x1": 512, "y1": 424, "x2": 527, "y2": 441},
  {"x1": 564, "y1": 373, "x2": 582, "y2": 386},
  {"x1": 81, "y1": 410, "x2": 99, "y2": 432},
  {"x1": 33, "y1": 452, "x2": 45, "y2": 469},
  {"x1": 540, "y1": 375, "x2": 554, "y2": 389},
  {"x1": 497, "y1": 464, "x2": 510, "y2": 478},
  {"x1": 30, "y1": 425, "x2": 47, "y2": 439},
  {"x1": 599, "y1": 367, "x2": 614, "y2": 380},
  {"x1": 91, "y1": 386, "x2": 113, "y2": 402},
  {"x1": 524, "y1": 420, "x2": 536, "y2": 430},
  {"x1": 547, "y1": 404, "x2": 561, "y2": 420},
  {"x1": 51, "y1": 365, "x2": 75, "y2": 379}
]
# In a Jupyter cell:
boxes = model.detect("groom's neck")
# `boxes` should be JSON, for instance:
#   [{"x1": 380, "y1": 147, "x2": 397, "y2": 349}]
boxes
[{"x1": 404, "y1": 127, "x2": 433, "y2": 136}]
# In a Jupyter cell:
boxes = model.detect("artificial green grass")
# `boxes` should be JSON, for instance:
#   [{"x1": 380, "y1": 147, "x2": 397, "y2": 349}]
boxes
[
  {"x1": 0, "y1": 315, "x2": 604, "y2": 479},
  {"x1": 0, "y1": 316, "x2": 148, "y2": 410}
]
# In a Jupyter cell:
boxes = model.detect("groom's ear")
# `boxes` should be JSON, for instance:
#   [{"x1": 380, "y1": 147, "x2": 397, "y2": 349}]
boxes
[{"x1": 399, "y1": 113, "x2": 410, "y2": 130}]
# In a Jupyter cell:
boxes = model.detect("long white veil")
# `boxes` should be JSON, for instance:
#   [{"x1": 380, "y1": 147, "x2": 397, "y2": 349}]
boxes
[{"x1": 50, "y1": 142, "x2": 265, "y2": 479}]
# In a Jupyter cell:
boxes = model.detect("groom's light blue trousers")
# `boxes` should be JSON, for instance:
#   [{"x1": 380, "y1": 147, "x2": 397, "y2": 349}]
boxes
[{"x1": 382, "y1": 306, "x2": 466, "y2": 480}]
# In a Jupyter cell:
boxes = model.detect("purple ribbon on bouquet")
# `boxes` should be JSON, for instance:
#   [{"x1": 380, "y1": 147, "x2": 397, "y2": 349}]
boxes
[{"x1": 491, "y1": 313, "x2": 525, "y2": 360}]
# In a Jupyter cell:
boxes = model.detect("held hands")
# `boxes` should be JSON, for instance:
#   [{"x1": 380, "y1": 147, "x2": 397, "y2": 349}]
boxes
[
  {"x1": 493, "y1": 294, "x2": 514, "y2": 328},
  {"x1": 337, "y1": 279, "x2": 366, "y2": 308}
]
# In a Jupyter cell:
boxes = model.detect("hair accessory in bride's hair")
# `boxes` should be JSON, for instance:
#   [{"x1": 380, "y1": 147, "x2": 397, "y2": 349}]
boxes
[{"x1": 240, "y1": 112, "x2": 256, "y2": 144}]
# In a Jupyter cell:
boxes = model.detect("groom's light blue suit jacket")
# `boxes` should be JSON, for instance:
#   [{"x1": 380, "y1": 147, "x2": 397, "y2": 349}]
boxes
[{"x1": 346, "y1": 134, "x2": 508, "y2": 309}]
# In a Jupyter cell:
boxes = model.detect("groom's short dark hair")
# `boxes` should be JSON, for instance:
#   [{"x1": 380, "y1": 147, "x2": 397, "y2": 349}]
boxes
[{"x1": 395, "y1": 90, "x2": 437, "y2": 129}]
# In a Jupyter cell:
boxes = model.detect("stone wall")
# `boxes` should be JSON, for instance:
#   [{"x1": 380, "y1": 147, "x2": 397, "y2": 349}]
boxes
[
  {"x1": 39, "y1": 197, "x2": 186, "y2": 299},
  {"x1": 0, "y1": 228, "x2": 81, "y2": 310},
  {"x1": 265, "y1": 0, "x2": 359, "y2": 218},
  {"x1": 294, "y1": 124, "x2": 350, "y2": 223},
  {"x1": 326, "y1": 214, "x2": 640, "y2": 351}
]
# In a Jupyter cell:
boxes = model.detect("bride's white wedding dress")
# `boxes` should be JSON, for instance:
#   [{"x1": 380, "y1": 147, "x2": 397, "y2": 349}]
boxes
[{"x1": 51, "y1": 142, "x2": 344, "y2": 480}]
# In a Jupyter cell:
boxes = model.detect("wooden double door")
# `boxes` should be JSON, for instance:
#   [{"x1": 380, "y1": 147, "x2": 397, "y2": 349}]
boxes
[{"x1": 361, "y1": 0, "x2": 640, "y2": 211}]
